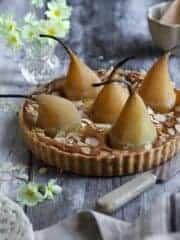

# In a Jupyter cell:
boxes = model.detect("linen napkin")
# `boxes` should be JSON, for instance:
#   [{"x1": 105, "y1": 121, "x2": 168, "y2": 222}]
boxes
[{"x1": 35, "y1": 193, "x2": 180, "y2": 240}]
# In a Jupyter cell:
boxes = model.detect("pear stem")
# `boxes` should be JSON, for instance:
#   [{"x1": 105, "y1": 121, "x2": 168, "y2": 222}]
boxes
[
  {"x1": 93, "y1": 79, "x2": 133, "y2": 95},
  {"x1": 0, "y1": 94, "x2": 29, "y2": 98},
  {"x1": 39, "y1": 34, "x2": 72, "y2": 57},
  {"x1": 108, "y1": 56, "x2": 135, "y2": 80},
  {"x1": 93, "y1": 56, "x2": 135, "y2": 95}
]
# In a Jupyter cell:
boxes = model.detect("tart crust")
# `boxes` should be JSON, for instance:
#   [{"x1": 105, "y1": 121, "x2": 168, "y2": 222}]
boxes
[{"x1": 19, "y1": 70, "x2": 180, "y2": 176}]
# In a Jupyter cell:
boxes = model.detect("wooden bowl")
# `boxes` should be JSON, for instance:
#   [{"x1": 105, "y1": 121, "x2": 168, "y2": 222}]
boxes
[{"x1": 148, "y1": 2, "x2": 180, "y2": 55}]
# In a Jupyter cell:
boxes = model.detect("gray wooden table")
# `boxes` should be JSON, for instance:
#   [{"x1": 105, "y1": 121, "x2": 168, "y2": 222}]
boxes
[{"x1": 0, "y1": 0, "x2": 180, "y2": 231}]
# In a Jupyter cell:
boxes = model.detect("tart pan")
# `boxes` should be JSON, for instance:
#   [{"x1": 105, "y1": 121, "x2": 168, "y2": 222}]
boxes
[{"x1": 19, "y1": 74, "x2": 180, "y2": 177}]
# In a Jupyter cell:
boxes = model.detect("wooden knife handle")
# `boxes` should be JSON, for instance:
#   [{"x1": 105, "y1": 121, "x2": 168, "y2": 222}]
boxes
[{"x1": 96, "y1": 173, "x2": 157, "y2": 214}]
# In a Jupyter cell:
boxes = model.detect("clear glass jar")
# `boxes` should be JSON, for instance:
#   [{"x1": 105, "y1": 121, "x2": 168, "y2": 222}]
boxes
[{"x1": 19, "y1": 41, "x2": 60, "y2": 85}]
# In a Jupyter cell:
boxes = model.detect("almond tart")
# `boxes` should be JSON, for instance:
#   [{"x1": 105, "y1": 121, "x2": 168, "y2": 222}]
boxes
[{"x1": 19, "y1": 66, "x2": 180, "y2": 176}]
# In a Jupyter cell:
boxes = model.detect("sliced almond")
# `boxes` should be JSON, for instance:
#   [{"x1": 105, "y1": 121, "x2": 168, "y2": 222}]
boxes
[
  {"x1": 147, "y1": 107, "x2": 154, "y2": 115},
  {"x1": 24, "y1": 103, "x2": 39, "y2": 126},
  {"x1": 153, "y1": 114, "x2": 166, "y2": 123},
  {"x1": 176, "y1": 117, "x2": 180, "y2": 123},
  {"x1": 85, "y1": 137, "x2": 99, "y2": 147},
  {"x1": 77, "y1": 141, "x2": 87, "y2": 147},
  {"x1": 151, "y1": 118, "x2": 159, "y2": 124},
  {"x1": 54, "y1": 137, "x2": 66, "y2": 144},
  {"x1": 82, "y1": 118, "x2": 93, "y2": 126},
  {"x1": 81, "y1": 147, "x2": 91, "y2": 155},
  {"x1": 144, "y1": 144, "x2": 152, "y2": 150},
  {"x1": 95, "y1": 123, "x2": 111, "y2": 130},
  {"x1": 159, "y1": 136, "x2": 166, "y2": 143},
  {"x1": 175, "y1": 124, "x2": 180, "y2": 133},
  {"x1": 166, "y1": 112, "x2": 174, "y2": 117},
  {"x1": 161, "y1": 133, "x2": 169, "y2": 138},
  {"x1": 67, "y1": 138, "x2": 75, "y2": 144},
  {"x1": 167, "y1": 128, "x2": 175, "y2": 136}
]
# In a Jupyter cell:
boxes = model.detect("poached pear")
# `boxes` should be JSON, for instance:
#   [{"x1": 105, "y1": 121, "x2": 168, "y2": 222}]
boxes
[
  {"x1": 139, "y1": 53, "x2": 176, "y2": 113},
  {"x1": 89, "y1": 57, "x2": 134, "y2": 124},
  {"x1": 40, "y1": 34, "x2": 101, "y2": 100},
  {"x1": 108, "y1": 92, "x2": 157, "y2": 150},
  {"x1": 35, "y1": 94, "x2": 81, "y2": 135},
  {"x1": 90, "y1": 82, "x2": 129, "y2": 124}
]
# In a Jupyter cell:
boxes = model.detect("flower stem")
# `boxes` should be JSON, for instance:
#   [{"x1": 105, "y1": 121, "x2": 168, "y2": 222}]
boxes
[
  {"x1": 93, "y1": 79, "x2": 133, "y2": 95},
  {"x1": 108, "y1": 56, "x2": 135, "y2": 80},
  {"x1": 93, "y1": 56, "x2": 135, "y2": 95}
]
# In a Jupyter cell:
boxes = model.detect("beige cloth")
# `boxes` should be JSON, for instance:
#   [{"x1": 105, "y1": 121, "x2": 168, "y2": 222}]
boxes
[{"x1": 35, "y1": 193, "x2": 180, "y2": 240}]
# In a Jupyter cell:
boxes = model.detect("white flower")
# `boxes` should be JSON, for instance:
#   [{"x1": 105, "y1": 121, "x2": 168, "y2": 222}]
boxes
[
  {"x1": 0, "y1": 0, "x2": 72, "y2": 49},
  {"x1": 24, "y1": 12, "x2": 37, "y2": 24},
  {"x1": 45, "y1": 0, "x2": 72, "y2": 20},
  {"x1": 42, "y1": 20, "x2": 60, "y2": 36},
  {"x1": 0, "y1": 15, "x2": 22, "y2": 50},
  {"x1": 22, "y1": 16, "x2": 44, "y2": 42},
  {"x1": 5, "y1": 31, "x2": 22, "y2": 49},
  {"x1": 31, "y1": 0, "x2": 44, "y2": 8},
  {"x1": 44, "y1": 179, "x2": 62, "y2": 200},
  {"x1": 17, "y1": 182, "x2": 44, "y2": 206},
  {"x1": 57, "y1": 19, "x2": 70, "y2": 37},
  {"x1": 21, "y1": 24, "x2": 38, "y2": 42},
  {"x1": 0, "y1": 15, "x2": 17, "y2": 33},
  {"x1": 17, "y1": 179, "x2": 62, "y2": 207},
  {"x1": 42, "y1": 19, "x2": 70, "y2": 38}
]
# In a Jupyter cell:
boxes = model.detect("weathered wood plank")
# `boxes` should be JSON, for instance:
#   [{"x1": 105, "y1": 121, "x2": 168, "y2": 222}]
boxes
[
  {"x1": 0, "y1": 93, "x2": 30, "y2": 200},
  {"x1": 0, "y1": 0, "x2": 32, "y2": 208}
]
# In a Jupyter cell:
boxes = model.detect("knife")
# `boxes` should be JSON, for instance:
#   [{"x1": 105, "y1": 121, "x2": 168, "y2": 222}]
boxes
[{"x1": 96, "y1": 153, "x2": 180, "y2": 214}]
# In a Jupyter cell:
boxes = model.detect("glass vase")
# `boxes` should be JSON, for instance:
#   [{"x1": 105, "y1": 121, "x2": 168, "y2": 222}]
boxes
[{"x1": 19, "y1": 41, "x2": 60, "y2": 85}]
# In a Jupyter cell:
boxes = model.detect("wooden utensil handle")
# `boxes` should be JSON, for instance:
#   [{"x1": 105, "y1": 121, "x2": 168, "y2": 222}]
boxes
[{"x1": 96, "y1": 173, "x2": 157, "y2": 214}]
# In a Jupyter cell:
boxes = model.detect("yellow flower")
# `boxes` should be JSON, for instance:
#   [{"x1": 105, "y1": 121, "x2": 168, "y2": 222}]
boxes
[
  {"x1": 0, "y1": 15, "x2": 17, "y2": 33},
  {"x1": 42, "y1": 19, "x2": 70, "y2": 37},
  {"x1": 17, "y1": 182, "x2": 44, "y2": 207},
  {"x1": 45, "y1": 0, "x2": 72, "y2": 20},
  {"x1": 21, "y1": 24, "x2": 38, "y2": 42},
  {"x1": 17, "y1": 180, "x2": 62, "y2": 207},
  {"x1": 6, "y1": 31, "x2": 22, "y2": 49},
  {"x1": 44, "y1": 179, "x2": 62, "y2": 200},
  {"x1": 45, "y1": 23, "x2": 58, "y2": 36},
  {"x1": 24, "y1": 12, "x2": 37, "y2": 24}
]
